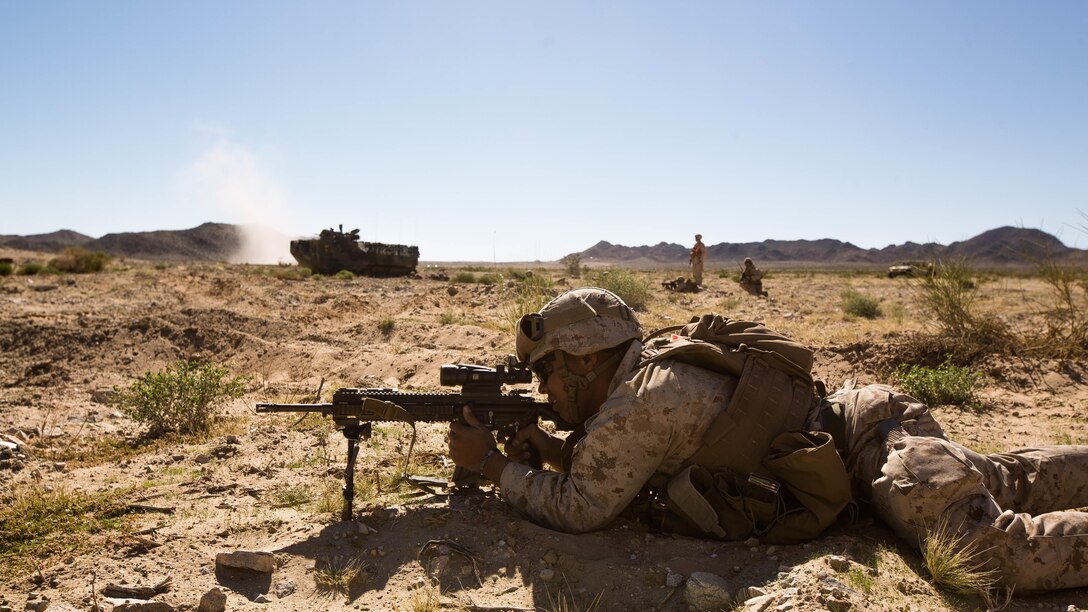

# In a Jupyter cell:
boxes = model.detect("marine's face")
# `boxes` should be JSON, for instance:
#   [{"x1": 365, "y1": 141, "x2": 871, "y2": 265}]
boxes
[{"x1": 534, "y1": 352, "x2": 580, "y2": 422}]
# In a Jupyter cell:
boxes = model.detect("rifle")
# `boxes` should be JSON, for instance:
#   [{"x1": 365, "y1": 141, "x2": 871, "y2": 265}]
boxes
[{"x1": 256, "y1": 361, "x2": 573, "y2": 520}]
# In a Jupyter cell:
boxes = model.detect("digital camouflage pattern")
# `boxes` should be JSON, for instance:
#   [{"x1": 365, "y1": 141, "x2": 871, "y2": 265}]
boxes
[
  {"x1": 827, "y1": 382, "x2": 1088, "y2": 592},
  {"x1": 498, "y1": 340, "x2": 737, "y2": 533}
]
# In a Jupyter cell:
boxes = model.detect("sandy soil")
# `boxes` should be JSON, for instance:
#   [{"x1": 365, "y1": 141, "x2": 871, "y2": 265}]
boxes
[{"x1": 1, "y1": 251, "x2": 1086, "y2": 612}]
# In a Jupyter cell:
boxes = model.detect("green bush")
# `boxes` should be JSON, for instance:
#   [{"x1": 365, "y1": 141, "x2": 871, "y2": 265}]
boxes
[
  {"x1": 114, "y1": 360, "x2": 246, "y2": 437},
  {"x1": 841, "y1": 289, "x2": 882, "y2": 319},
  {"x1": 378, "y1": 316, "x2": 396, "y2": 334},
  {"x1": 335, "y1": 270, "x2": 355, "y2": 280},
  {"x1": 451, "y1": 271, "x2": 477, "y2": 284},
  {"x1": 477, "y1": 272, "x2": 500, "y2": 285},
  {"x1": 896, "y1": 358, "x2": 981, "y2": 407},
  {"x1": 49, "y1": 247, "x2": 111, "y2": 273},
  {"x1": 18, "y1": 261, "x2": 44, "y2": 275},
  {"x1": 584, "y1": 268, "x2": 652, "y2": 310},
  {"x1": 0, "y1": 262, "x2": 12, "y2": 276},
  {"x1": 560, "y1": 254, "x2": 582, "y2": 278}
]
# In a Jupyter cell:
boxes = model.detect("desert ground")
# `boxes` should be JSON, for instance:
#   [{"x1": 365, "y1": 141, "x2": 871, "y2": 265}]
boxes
[{"x1": 1, "y1": 248, "x2": 1087, "y2": 612}]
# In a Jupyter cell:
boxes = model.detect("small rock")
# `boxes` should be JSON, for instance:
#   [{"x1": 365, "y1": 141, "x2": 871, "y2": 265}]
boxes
[
  {"x1": 225, "y1": 435, "x2": 241, "y2": 444},
  {"x1": 254, "y1": 594, "x2": 271, "y2": 604},
  {"x1": 665, "y1": 571, "x2": 684, "y2": 588},
  {"x1": 542, "y1": 551, "x2": 558, "y2": 565},
  {"x1": 685, "y1": 572, "x2": 732, "y2": 609},
  {"x1": 24, "y1": 600, "x2": 48, "y2": 612},
  {"x1": 197, "y1": 587, "x2": 226, "y2": 612},
  {"x1": 274, "y1": 580, "x2": 296, "y2": 599},
  {"x1": 91, "y1": 389, "x2": 117, "y2": 404},
  {"x1": 743, "y1": 594, "x2": 776, "y2": 612},
  {"x1": 215, "y1": 550, "x2": 276, "y2": 573},
  {"x1": 110, "y1": 600, "x2": 174, "y2": 612},
  {"x1": 826, "y1": 555, "x2": 851, "y2": 572},
  {"x1": 539, "y1": 568, "x2": 555, "y2": 582},
  {"x1": 194, "y1": 453, "x2": 213, "y2": 464},
  {"x1": 744, "y1": 537, "x2": 760, "y2": 548},
  {"x1": 826, "y1": 598, "x2": 852, "y2": 612}
]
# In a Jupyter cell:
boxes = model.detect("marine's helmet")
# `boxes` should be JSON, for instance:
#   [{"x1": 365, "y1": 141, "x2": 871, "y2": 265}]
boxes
[
  {"x1": 695, "y1": 234, "x2": 702, "y2": 240},
  {"x1": 744, "y1": 257, "x2": 753, "y2": 266},
  {"x1": 516, "y1": 287, "x2": 642, "y2": 366}
]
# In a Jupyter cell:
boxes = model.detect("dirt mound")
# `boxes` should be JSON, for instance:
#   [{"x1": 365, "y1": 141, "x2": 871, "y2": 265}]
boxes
[{"x1": 0, "y1": 229, "x2": 93, "y2": 252}]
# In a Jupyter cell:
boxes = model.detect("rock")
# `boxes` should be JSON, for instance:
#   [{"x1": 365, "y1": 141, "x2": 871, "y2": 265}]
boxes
[
  {"x1": 194, "y1": 453, "x2": 213, "y2": 464},
  {"x1": 253, "y1": 595, "x2": 271, "y2": 604},
  {"x1": 743, "y1": 594, "x2": 776, "y2": 611},
  {"x1": 274, "y1": 579, "x2": 296, "y2": 599},
  {"x1": 542, "y1": 551, "x2": 558, "y2": 565},
  {"x1": 826, "y1": 555, "x2": 852, "y2": 572},
  {"x1": 197, "y1": 587, "x2": 226, "y2": 612},
  {"x1": 539, "y1": 568, "x2": 555, "y2": 582},
  {"x1": 744, "y1": 586, "x2": 769, "y2": 599},
  {"x1": 215, "y1": 550, "x2": 276, "y2": 573},
  {"x1": 744, "y1": 537, "x2": 760, "y2": 548},
  {"x1": 685, "y1": 571, "x2": 732, "y2": 609},
  {"x1": 826, "y1": 598, "x2": 852, "y2": 612},
  {"x1": 665, "y1": 571, "x2": 684, "y2": 588},
  {"x1": 109, "y1": 600, "x2": 174, "y2": 611},
  {"x1": 24, "y1": 600, "x2": 48, "y2": 612},
  {"x1": 91, "y1": 389, "x2": 117, "y2": 404}
]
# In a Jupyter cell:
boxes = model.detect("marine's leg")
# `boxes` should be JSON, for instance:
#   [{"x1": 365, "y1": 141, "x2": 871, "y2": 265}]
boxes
[
  {"x1": 956, "y1": 444, "x2": 1088, "y2": 514},
  {"x1": 872, "y1": 436, "x2": 1088, "y2": 592}
]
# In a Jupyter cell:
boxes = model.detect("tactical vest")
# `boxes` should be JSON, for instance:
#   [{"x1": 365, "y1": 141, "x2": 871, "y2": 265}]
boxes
[{"x1": 638, "y1": 314, "x2": 853, "y2": 543}]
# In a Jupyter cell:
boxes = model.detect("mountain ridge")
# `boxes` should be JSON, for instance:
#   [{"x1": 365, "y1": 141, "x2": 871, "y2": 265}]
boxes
[{"x1": 1, "y1": 224, "x2": 1084, "y2": 266}]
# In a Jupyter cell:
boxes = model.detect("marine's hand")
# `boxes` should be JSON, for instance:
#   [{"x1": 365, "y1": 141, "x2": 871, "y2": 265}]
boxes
[
  {"x1": 449, "y1": 405, "x2": 508, "y2": 481},
  {"x1": 508, "y1": 424, "x2": 564, "y2": 469}
]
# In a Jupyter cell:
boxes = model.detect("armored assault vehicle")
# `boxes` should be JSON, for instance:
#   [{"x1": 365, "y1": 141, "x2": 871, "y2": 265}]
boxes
[{"x1": 290, "y1": 225, "x2": 419, "y2": 277}]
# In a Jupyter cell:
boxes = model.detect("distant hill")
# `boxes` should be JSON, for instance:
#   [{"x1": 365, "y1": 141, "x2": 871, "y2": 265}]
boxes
[
  {"x1": 0, "y1": 229, "x2": 94, "y2": 252},
  {"x1": 577, "y1": 226, "x2": 1084, "y2": 267},
  {"x1": 2, "y1": 223, "x2": 1083, "y2": 266},
  {"x1": 86, "y1": 222, "x2": 242, "y2": 261}
]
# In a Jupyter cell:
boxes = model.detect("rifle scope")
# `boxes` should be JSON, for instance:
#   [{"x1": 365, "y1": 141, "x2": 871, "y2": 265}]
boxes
[{"x1": 439, "y1": 363, "x2": 533, "y2": 387}]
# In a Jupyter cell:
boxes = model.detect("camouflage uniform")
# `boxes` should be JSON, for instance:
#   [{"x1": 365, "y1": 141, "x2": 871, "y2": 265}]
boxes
[
  {"x1": 498, "y1": 340, "x2": 737, "y2": 533},
  {"x1": 690, "y1": 237, "x2": 706, "y2": 286},
  {"x1": 823, "y1": 382, "x2": 1088, "y2": 592}
]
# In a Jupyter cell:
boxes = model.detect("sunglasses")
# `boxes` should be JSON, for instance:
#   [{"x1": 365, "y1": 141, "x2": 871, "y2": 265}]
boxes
[{"x1": 532, "y1": 352, "x2": 558, "y2": 381}]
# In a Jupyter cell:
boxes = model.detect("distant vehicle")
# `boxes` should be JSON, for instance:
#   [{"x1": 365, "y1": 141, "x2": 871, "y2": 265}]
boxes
[
  {"x1": 290, "y1": 225, "x2": 419, "y2": 277},
  {"x1": 887, "y1": 261, "x2": 934, "y2": 278}
]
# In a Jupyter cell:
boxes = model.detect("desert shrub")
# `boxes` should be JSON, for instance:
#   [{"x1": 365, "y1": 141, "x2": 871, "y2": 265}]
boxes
[
  {"x1": 378, "y1": 316, "x2": 396, "y2": 334},
  {"x1": 913, "y1": 259, "x2": 982, "y2": 338},
  {"x1": 48, "y1": 247, "x2": 111, "y2": 273},
  {"x1": 439, "y1": 312, "x2": 457, "y2": 325},
  {"x1": 896, "y1": 357, "x2": 981, "y2": 407},
  {"x1": 271, "y1": 265, "x2": 312, "y2": 281},
  {"x1": 0, "y1": 261, "x2": 11, "y2": 276},
  {"x1": 1026, "y1": 253, "x2": 1088, "y2": 358},
  {"x1": 502, "y1": 273, "x2": 556, "y2": 332},
  {"x1": 18, "y1": 261, "x2": 44, "y2": 275},
  {"x1": 840, "y1": 289, "x2": 882, "y2": 319},
  {"x1": 114, "y1": 360, "x2": 246, "y2": 437},
  {"x1": 476, "y1": 272, "x2": 500, "y2": 285},
  {"x1": 560, "y1": 253, "x2": 582, "y2": 278},
  {"x1": 584, "y1": 268, "x2": 652, "y2": 310},
  {"x1": 451, "y1": 271, "x2": 477, "y2": 284},
  {"x1": 335, "y1": 269, "x2": 354, "y2": 280}
]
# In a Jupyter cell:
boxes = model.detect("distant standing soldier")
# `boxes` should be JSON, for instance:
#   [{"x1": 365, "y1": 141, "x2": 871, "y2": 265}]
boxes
[
  {"x1": 739, "y1": 257, "x2": 764, "y2": 296},
  {"x1": 690, "y1": 234, "x2": 707, "y2": 286}
]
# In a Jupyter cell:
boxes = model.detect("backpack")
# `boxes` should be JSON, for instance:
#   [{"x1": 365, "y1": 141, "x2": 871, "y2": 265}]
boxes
[{"x1": 637, "y1": 314, "x2": 853, "y2": 543}]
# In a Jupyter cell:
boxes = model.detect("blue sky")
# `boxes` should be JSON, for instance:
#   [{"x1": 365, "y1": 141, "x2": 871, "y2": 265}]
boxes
[{"x1": 2, "y1": 1, "x2": 1086, "y2": 262}]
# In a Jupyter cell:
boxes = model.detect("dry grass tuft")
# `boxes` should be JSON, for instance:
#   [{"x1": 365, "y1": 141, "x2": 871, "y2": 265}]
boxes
[
  {"x1": 921, "y1": 516, "x2": 1000, "y2": 598},
  {"x1": 314, "y1": 555, "x2": 368, "y2": 596}
]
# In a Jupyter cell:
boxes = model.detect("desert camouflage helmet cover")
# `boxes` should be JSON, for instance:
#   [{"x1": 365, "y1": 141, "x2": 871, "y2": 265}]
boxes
[{"x1": 516, "y1": 287, "x2": 642, "y2": 364}]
